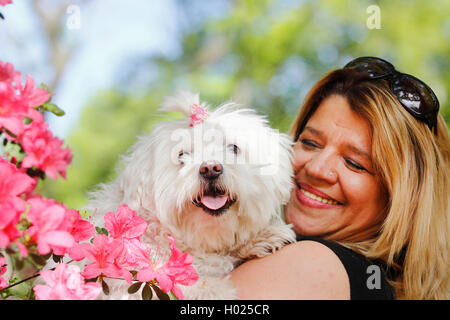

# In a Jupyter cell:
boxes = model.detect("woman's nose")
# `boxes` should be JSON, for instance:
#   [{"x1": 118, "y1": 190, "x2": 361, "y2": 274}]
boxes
[{"x1": 304, "y1": 150, "x2": 338, "y2": 183}]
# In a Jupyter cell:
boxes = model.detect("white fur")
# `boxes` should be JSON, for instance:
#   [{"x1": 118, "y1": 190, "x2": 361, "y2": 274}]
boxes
[{"x1": 86, "y1": 90, "x2": 296, "y2": 299}]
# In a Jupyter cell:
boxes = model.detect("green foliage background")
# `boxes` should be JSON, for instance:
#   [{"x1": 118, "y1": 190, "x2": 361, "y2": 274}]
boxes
[{"x1": 39, "y1": 0, "x2": 450, "y2": 210}]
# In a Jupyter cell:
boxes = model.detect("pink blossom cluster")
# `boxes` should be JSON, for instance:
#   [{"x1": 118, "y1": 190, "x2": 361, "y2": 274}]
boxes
[
  {"x1": 0, "y1": 61, "x2": 72, "y2": 180},
  {"x1": 34, "y1": 263, "x2": 102, "y2": 300},
  {"x1": 0, "y1": 156, "x2": 92, "y2": 257},
  {"x1": 0, "y1": 61, "x2": 197, "y2": 300},
  {"x1": 69, "y1": 204, "x2": 198, "y2": 299},
  {"x1": 0, "y1": 156, "x2": 35, "y2": 250}
]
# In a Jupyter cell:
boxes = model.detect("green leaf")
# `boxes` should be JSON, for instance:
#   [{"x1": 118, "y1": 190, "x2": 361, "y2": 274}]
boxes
[
  {"x1": 40, "y1": 103, "x2": 65, "y2": 116},
  {"x1": 5, "y1": 247, "x2": 16, "y2": 255},
  {"x1": 141, "y1": 283, "x2": 153, "y2": 300},
  {"x1": 127, "y1": 282, "x2": 143, "y2": 294},
  {"x1": 14, "y1": 256, "x2": 24, "y2": 271},
  {"x1": 85, "y1": 276, "x2": 99, "y2": 283},
  {"x1": 23, "y1": 117, "x2": 33, "y2": 125},
  {"x1": 30, "y1": 253, "x2": 47, "y2": 266},
  {"x1": 95, "y1": 227, "x2": 109, "y2": 236},
  {"x1": 150, "y1": 283, "x2": 170, "y2": 300},
  {"x1": 101, "y1": 279, "x2": 110, "y2": 295},
  {"x1": 52, "y1": 254, "x2": 62, "y2": 263}
]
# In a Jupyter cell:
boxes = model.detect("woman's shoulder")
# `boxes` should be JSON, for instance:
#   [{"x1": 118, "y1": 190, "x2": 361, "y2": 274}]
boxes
[
  {"x1": 231, "y1": 237, "x2": 351, "y2": 299},
  {"x1": 296, "y1": 235, "x2": 395, "y2": 300}
]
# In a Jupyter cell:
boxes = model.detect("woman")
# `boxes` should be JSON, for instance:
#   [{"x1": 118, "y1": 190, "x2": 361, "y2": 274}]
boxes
[{"x1": 231, "y1": 57, "x2": 450, "y2": 300}]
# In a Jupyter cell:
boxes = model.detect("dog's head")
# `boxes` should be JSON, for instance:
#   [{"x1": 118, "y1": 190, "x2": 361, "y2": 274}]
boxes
[{"x1": 118, "y1": 91, "x2": 294, "y2": 252}]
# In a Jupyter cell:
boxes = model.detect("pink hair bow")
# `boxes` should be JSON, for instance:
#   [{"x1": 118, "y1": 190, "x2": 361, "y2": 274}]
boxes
[{"x1": 189, "y1": 104, "x2": 209, "y2": 127}]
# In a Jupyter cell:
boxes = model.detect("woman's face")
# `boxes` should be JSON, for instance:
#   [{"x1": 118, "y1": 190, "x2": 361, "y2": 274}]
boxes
[{"x1": 285, "y1": 95, "x2": 388, "y2": 241}]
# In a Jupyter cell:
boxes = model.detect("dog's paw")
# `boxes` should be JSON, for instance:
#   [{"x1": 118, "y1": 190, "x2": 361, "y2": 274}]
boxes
[{"x1": 238, "y1": 223, "x2": 296, "y2": 259}]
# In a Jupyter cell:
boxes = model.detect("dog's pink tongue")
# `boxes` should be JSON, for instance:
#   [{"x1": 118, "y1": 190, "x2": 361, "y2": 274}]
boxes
[{"x1": 201, "y1": 195, "x2": 228, "y2": 210}]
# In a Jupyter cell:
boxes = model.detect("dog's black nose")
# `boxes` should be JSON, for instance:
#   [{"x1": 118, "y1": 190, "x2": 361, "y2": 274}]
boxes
[{"x1": 199, "y1": 161, "x2": 223, "y2": 180}]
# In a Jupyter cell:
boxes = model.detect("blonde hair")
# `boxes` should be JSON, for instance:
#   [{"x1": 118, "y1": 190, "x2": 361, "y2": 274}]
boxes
[{"x1": 290, "y1": 69, "x2": 450, "y2": 299}]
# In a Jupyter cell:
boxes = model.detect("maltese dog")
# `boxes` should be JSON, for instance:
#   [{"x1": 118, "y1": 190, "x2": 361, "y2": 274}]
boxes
[{"x1": 86, "y1": 90, "x2": 296, "y2": 299}]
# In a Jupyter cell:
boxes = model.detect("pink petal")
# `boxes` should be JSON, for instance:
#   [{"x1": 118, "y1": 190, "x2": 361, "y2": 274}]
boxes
[
  {"x1": 82, "y1": 264, "x2": 102, "y2": 280},
  {"x1": 7, "y1": 171, "x2": 35, "y2": 197},
  {"x1": 82, "y1": 282, "x2": 102, "y2": 300},
  {"x1": 40, "y1": 205, "x2": 67, "y2": 232},
  {"x1": 42, "y1": 230, "x2": 75, "y2": 250},
  {"x1": 171, "y1": 284, "x2": 185, "y2": 300},
  {"x1": 33, "y1": 285, "x2": 53, "y2": 300},
  {"x1": 155, "y1": 271, "x2": 173, "y2": 293},
  {"x1": 124, "y1": 216, "x2": 147, "y2": 239},
  {"x1": 0, "y1": 232, "x2": 9, "y2": 248},
  {"x1": 15, "y1": 241, "x2": 28, "y2": 257},
  {"x1": 137, "y1": 267, "x2": 157, "y2": 283},
  {"x1": 103, "y1": 211, "x2": 116, "y2": 237}
]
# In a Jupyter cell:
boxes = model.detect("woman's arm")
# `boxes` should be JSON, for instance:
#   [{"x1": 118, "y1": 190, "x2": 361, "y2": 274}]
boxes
[{"x1": 230, "y1": 240, "x2": 350, "y2": 299}]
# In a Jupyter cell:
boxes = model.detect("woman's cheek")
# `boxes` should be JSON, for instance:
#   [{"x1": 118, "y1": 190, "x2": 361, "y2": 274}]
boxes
[{"x1": 292, "y1": 145, "x2": 308, "y2": 172}]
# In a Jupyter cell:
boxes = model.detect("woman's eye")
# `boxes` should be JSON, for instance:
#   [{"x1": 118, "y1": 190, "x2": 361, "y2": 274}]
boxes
[
  {"x1": 227, "y1": 144, "x2": 240, "y2": 155},
  {"x1": 300, "y1": 139, "x2": 318, "y2": 148},
  {"x1": 345, "y1": 159, "x2": 366, "y2": 172}
]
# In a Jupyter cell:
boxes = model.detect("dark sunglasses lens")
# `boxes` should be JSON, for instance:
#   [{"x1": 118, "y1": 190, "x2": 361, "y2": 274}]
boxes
[
  {"x1": 391, "y1": 74, "x2": 439, "y2": 115},
  {"x1": 345, "y1": 57, "x2": 394, "y2": 78}
]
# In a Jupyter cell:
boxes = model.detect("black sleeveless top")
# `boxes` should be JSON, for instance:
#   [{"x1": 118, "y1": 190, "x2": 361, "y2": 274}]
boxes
[{"x1": 297, "y1": 236, "x2": 395, "y2": 300}]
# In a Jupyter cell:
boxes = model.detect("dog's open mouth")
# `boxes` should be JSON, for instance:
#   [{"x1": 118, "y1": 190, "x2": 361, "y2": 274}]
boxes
[{"x1": 193, "y1": 189, "x2": 236, "y2": 216}]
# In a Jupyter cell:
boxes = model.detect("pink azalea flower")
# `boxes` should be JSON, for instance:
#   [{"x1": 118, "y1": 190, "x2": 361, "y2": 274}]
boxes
[
  {"x1": 137, "y1": 237, "x2": 198, "y2": 299},
  {"x1": 67, "y1": 209, "x2": 96, "y2": 242},
  {"x1": 33, "y1": 263, "x2": 102, "y2": 300},
  {"x1": 69, "y1": 234, "x2": 131, "y2": 283},
  {"x1": 104, "y1": 204, "x2": 147, "y2": 240},
  {"x1": 0, "y1": 256, "x2": 8, "y2": 290},
  {"x1": 0, "y1": 156, "x2": 35, "y2": 248},
  {"x1": 0, "y1": 61, "x2": 49, "y2": 136},
  {"x1": 19, "y1": 121, "x2": 72, "y2": 180},
  {"x1": 115, "y1": 237, "x2": 150, "y2": 270},
  {"x1": 104, "y1": 204, "x2": 148, "y2": 271},
  {"x1": 26, "y1": 196, "x2": 75, "y2": 255},
  {"x1": 51, "y1": 209, "x2": 95, "y2": 256},
  {"x1": 0, "y1": 61, "x2": 16, "y2": 81},
  {"x1": 17, "y1": 74, "x2": 50, "y2": 109}
]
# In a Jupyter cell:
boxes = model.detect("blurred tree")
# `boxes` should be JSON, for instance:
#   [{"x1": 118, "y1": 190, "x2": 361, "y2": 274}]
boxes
[{"x1": 39, "y1": 0, "x2": 450, "y2": 209}]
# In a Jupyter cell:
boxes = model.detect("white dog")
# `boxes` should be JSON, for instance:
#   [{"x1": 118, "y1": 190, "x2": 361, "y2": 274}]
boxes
[{"x1": 86, "y1": 91, "x2": 296, "y2": 299}]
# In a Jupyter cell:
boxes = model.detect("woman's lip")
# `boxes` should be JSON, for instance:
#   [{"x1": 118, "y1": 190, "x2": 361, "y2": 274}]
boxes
[
  {"x1": 298, "y1": 182, "x2": 341, "y2": 203},
  {"x1": 296, "y1": 187, "x2": 341, "y2": 209}
]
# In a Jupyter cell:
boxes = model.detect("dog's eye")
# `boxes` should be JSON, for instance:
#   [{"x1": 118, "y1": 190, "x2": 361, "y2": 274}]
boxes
[
  {"x1": 178, "y1": 150, "x2": 190, "y2": 164},
  {"x1": 227, "y1": 144, "x2": 240, "y2": 155}
]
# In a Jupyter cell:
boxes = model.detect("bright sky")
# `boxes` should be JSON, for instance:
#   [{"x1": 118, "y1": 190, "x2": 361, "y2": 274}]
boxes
[{"x1": 0, "y1": 0, "x2": 180, "y2": 139}]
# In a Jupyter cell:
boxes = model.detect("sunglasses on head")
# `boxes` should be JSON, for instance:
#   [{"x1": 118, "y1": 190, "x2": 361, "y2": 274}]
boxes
[{"x1": 344, "y1": 56, "x2": 440, "y2": 134}]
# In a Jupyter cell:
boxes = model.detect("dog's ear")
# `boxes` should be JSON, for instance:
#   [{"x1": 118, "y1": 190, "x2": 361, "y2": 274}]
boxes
[
  {"x1": 159, "y1": 90, "x2": 205, "y2": 117},
  {"x1": 261, "y1": 131, "x2": 295, "y2": 207},
  {"x1": 116, "y1": 134, "x2": 157, "y2": 215}
]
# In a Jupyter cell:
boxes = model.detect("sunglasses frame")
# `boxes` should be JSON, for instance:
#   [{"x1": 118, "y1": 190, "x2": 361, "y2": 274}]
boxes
[{"x1": 344, "y1": 56, "x2": 439, "y2": 134}]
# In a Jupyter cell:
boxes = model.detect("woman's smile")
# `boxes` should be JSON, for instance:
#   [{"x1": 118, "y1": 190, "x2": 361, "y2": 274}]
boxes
[{"x1": 295, "y1": 182, "x2": 342, "y2": 208}]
